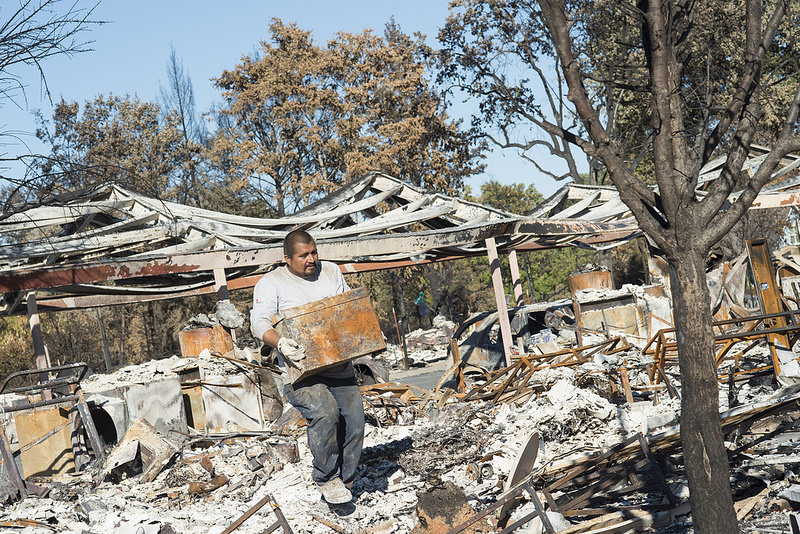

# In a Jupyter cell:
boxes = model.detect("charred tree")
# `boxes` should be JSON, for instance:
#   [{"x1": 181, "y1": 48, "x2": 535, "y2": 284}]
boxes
[{"x1": 527, "y1": 0, "x2": 800, "y2": 531}]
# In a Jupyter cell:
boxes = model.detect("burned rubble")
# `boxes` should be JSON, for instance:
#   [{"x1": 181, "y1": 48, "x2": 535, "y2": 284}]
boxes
[{"x1": 6, "y1": 240, "x2": 800, "y2": 533}]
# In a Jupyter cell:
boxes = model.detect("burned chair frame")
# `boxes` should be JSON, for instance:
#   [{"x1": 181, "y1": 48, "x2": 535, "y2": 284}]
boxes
[{"x1": 0, "y1": 363, "x2": 105, "y2": 499}]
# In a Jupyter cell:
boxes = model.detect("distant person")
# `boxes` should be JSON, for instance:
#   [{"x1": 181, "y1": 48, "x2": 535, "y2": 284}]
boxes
[
  {"x1": 250, "y1": 229, "x2": 363, "y2": 505},
  {"x1": 415, "y1": 290, "x2": 431, "y2": 328}
]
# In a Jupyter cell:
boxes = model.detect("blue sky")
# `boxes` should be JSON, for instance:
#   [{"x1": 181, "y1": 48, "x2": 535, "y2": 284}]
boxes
[{"x1": 2, "y1": 0, "x2": 568, "y2": 198}]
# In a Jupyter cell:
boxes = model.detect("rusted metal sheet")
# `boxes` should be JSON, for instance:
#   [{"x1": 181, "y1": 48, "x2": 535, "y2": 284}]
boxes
[
  {"x1": 0, "y1": 247, "x2": 284, "y2": 293},
  {"x1": 747, "y1": 239, "x2": 790, "y2": 376},
  {"x1": 178, "y1": 325, "x2": 234, "y2": 358},
  {"x1": 15, "y1": 406, "x2": 75, "y2": 477},
  {"x1": 272, "y1": 287, "x2": 386, "y2": 383},
  {"x1": 0, "y1": 363, "x2": 105, "y2": 476},
  {"x1": 749, "y1": 192, "x2": 800, "y2": 209}
]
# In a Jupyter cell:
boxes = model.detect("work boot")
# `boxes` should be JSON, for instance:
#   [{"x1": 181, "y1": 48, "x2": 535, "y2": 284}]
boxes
[{"x1": 319, "y1": 478, "x2": 352, "y2": 504}]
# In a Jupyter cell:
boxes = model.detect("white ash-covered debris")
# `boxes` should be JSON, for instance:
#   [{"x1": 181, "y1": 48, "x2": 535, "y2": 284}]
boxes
[
  {"x1": 2, "y1": 357, "x2": 798, "y2": 534},
  {"x1": 378, "y1": 342, "x2": 450, "y2": 369},
  {"x1": 572, "y1": 284, "x2": 673, "y2": 351},
  {"x1": 0, "y1": 354, "x2": 680, "y2": 534},
  {"x1": 79, "y1": 350, "x2": 252, "y2": 392},
  {"x1": 183, "y1": 300, "x2": 245, "y2": 331},
  {"x1": 377, "y1": 315, "x2": 457, "y2": 368},
  {"x1": 5, "y1": 305, "x2": 800, "y2": 532},
  {"x1": 405, "y1": 315, "x2": 456, "y2": 352}
]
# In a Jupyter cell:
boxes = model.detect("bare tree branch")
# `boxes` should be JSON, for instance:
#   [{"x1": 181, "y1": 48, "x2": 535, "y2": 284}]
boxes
[{"x1": 0, "y1": 0, "x2": 104, "y2": 108}]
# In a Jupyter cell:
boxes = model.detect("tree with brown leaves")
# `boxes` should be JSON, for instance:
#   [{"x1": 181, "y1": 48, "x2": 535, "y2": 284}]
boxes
[
  {"x1": 210, "y1": 19, "x2": 483, "y2": 217},
  {"x1": 35, "y1": 94, "x2": 193, "y2": 197}
]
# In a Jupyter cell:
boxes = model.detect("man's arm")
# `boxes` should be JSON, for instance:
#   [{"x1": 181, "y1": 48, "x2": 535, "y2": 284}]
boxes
[
  {"x1": 251, "y1": 277, "x2": 279, "y2": 345},
  {"x1": 262, "y1": 328, "x2": 281, "y2": 349},
  {"x1": 251, "y1": 276, "x2": 304, "y2": 362},
  {"x1": 329, "y1": 261, "x2": 350, "y2": 294}
]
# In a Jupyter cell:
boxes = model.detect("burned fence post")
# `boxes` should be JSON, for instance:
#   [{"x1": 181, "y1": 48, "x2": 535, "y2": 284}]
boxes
[
  {"x1": 25, "y1": 292, "x2": 50, "y2": 401},
  {"x1": 485, "y1": 237, "x2": 514, "y2": 367},
  {"x1": 75, "y1": 388, "x2": 107, "y2": 464},
  {"x1": 509, "y1": 249, "x2": 524, "y2": 307},
  {"x1": 0, "y1": 425, "x2": 27, "y2": 499},
  {"x1": 213, "y1": 268, "x2": 236, "y2": 344}
]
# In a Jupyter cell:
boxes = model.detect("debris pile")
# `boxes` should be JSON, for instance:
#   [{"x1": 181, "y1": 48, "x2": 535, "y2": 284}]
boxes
[
  {"x1": 404, "y1": 316, "x2": 457, "y2": 353},
  {"x1": 6, "y1": 256, "x2": 800, "y2": 532},
  {"x1": 2, "y1": 332, "x2": 800, "y2": 533},
  {"x1": 378, "y1": 315, "x2": 458, "y2": 369}
]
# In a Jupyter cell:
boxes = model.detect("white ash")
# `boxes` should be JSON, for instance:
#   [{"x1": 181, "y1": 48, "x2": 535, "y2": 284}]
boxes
[
  {"x1": 1, "y1": 318, "x2": 793, "y2": 533},
  {"x1": 81, "y1": 352, "x2": 249, "y2": 392},
  {"x1": 183, "y1": 301, "x2": 245, "y2": 331},
  {"x1": 213, "y1": 300, "x2": 245, "y2": 329},
  {"x1": 378, "y1": 342, "x2": 450, "y2": 369}
]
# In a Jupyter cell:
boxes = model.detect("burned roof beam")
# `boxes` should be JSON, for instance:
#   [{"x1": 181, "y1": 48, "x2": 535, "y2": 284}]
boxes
[
  {"x1": 0, "y1": 247, "x2": 283, "y2": 293},
  {"x1": 1, "y1": 255, "x2": 471, "y2": 314}
]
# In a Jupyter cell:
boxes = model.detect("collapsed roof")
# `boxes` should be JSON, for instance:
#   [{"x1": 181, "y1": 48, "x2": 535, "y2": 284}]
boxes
[
  {"x1": 2, "y1": 146, "x2": 800, "y2": 316},
  {"x1": 0, "y1": 172, "x2": 640, "y2": 315}
]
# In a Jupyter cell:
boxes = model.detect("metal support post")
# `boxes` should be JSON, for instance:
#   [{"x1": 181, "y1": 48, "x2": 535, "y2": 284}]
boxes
[{"x1": 486, "y1": 237, "x2": 514, "y2": 367}]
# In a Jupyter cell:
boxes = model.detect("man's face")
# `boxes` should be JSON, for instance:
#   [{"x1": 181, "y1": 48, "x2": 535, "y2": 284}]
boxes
[{"x1": 285, "y1": 240, "x2": 319, "y2": 279}]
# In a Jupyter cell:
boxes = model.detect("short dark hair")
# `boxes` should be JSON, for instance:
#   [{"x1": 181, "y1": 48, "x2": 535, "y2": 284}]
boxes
[{"x1": 284, "y1": 229, "x2": 315, "y2": 257}]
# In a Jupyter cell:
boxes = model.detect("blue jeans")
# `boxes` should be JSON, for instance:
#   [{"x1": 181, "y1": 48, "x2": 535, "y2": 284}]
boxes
[{"x1": 283, "y1": 374, "x2": 364, "y2": 485}]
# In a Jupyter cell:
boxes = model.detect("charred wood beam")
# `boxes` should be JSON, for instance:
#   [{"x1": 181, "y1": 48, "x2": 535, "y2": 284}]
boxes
[{"x1": 2, "y1": 257, "x2": 474, "y2": 314}]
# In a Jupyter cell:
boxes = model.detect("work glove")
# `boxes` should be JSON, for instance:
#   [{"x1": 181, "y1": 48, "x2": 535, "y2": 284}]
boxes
[{"x1": 277, "y1": 337, "x2": 306, "y2": 365}]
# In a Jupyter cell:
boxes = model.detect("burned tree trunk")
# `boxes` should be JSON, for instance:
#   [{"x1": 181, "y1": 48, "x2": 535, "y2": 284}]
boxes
[{"x1": 670, "y1": 250, "x2": 737, "y2": 532}]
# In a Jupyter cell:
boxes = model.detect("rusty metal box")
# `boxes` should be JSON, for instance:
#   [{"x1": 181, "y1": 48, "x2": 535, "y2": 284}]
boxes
[
  {"x1": 271, "y1": 287, "x2": 385, "y2": 382},
  {"x1": 178, "y1": 325, "x2": 234, "y2": 358}
]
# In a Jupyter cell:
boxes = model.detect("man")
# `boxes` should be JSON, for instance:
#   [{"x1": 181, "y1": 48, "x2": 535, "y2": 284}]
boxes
[{"x1": 250, "y1": 229, "x2": 364, "y2": 505}]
